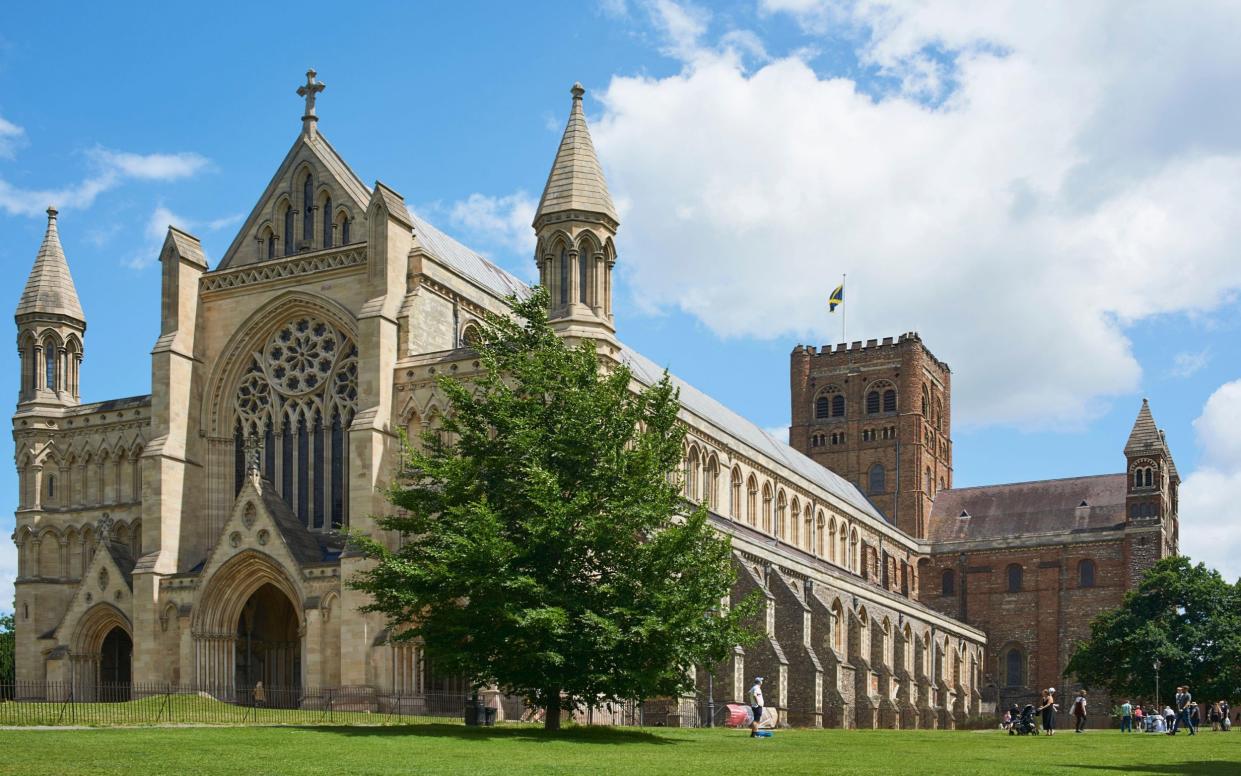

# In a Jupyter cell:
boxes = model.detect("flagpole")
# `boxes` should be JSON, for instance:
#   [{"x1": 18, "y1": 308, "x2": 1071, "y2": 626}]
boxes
[{"x1": 841, "y1": 273, "x2": 847, "y2": 344}]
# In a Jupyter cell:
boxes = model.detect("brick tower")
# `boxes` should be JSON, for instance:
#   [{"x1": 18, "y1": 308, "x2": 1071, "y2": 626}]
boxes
[{"x1": 790, "y1": 333, "x2": 951, "y2": 538}]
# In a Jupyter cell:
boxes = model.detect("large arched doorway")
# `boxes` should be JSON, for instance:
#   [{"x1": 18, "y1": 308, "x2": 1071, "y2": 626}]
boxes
[
  {"x1": 99, "y1": 626, "x2": 133, "y2": 701},
  {"x1": 235, "y1": 582, "x2": 300, "y2": 703}
]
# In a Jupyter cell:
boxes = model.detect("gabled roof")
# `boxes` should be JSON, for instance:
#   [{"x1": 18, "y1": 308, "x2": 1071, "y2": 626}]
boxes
[
  {"x1": 927, "y1": 473, "x2": 1127, "y2": 543},
  {"x1": 17, "y1": 208, "x2": 84, "y2": 322},
  {"x1": 410, "y1": 210, "x2": 530, "y2": 300},
  {"x1": 408, "y1": 209, "x2": 883, "y2": 523},
  {"x1": 1124, "y1": 398, "x2": 1163, "y2": 456},
  {"x1": 533, "y1": 83, "x2": 618, "y2": 228},
  {"x1": 216, "y1": 129, "x2": 371, "y2": 270},
  {"x1": 255, "y1": 477, "x2": 330, "y2": 565}
]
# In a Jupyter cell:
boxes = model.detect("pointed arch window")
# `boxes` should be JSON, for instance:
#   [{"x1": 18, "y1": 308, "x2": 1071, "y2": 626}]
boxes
[
  {"x1": 559, "y1": 245, "x2": 570, "y2": 306},
  {"x1": 283, "y1": 206, "x2": 294, "y2": 256},
  {"x1": 322, "y1": 196, "x2": 333, "y2": 247},
  {"x1": 43, "y1": 339, "x2": 57, "y2": 392},
  {"x1": 233, "y1": 316, "x2": 357, "y2": 529},
  {"x1": 341, "y1": 215, "x2": 351, "y2": 244},
  {"x1": 578, "y1": 242, "x2": 590, "y2": 305},
  {"x1": 302, "y1": 174, "x2": 314, "y2": 243}
]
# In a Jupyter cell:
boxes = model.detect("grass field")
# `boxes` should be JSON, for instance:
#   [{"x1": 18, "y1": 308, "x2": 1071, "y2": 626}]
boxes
[{"x1": 0, "y1": 725, "x2": 1236, "y2": 775}]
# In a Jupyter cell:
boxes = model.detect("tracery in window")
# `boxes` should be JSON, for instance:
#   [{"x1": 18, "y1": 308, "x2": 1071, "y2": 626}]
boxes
[{"x1": 233, "y1": 316, "x2": 357, "y2": 529}]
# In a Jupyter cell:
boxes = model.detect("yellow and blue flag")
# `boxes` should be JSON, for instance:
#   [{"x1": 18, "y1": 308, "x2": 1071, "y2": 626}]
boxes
[{"x1": 828, "y1": 283, "x2": 844, "y2": 312}]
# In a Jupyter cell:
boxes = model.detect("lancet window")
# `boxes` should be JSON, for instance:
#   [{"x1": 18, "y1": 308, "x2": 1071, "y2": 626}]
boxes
[{"x1": 232, "y1": 316, "x2": 358, "y2": 529}]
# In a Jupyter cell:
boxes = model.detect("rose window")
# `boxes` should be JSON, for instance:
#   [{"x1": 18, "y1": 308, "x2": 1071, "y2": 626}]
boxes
[{"x1": 266, "y1": 317, "x2": 339, "y2": 395}]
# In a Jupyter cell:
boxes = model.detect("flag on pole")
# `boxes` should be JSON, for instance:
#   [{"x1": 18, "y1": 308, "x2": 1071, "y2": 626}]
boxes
[{"x1": 828, "y1": 283, "x2": 844, "y2": 313}]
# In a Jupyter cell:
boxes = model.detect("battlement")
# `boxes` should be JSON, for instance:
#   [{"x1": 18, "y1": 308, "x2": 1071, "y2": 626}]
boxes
[{"x1": 791, "y1": 331, "x2": 950, "y2": 373}]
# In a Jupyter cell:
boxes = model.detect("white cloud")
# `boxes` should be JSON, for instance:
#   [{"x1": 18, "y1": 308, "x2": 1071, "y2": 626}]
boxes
[
  {"x1": 1180, "y1": 378, "x2": 1241, "y2": 582},
  {"x1": 88, "y1": 148, "x2": 208, "y2": 181},
  {"x1": 0, "y1": 147, "x2": 209, "y2": 218},
  {"x1": 447, "y1": 191, "x2": 538, "y2": 257},
  {"x1": 0, "y1": 115, "x2": 24, "y2": 159},
  {"x1": 1171, "y1": 349, "x2": 1210, "y2": 379},
  {"x1": 123, "y1": 204, "x2": 241, "y2": 270},
  {"x1": 0, "y1": 539, "x2": 15, "y2": 612},
  {"x1": 587, "y1": 0, "x2": 1241, "y2": 428}
]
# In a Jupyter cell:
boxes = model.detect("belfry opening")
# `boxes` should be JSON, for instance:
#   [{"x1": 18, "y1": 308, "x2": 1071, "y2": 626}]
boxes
[{"x1": 235, "y1": 583, "x2": 301, "y2": 700}]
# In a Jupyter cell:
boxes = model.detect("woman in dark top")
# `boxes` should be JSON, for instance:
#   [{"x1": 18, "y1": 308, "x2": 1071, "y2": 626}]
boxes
[{"x1": 1039, "y1": 690, "x2": 1058, "y2": 735}]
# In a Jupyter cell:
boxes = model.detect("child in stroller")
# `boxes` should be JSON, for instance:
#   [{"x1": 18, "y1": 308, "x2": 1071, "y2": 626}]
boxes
[{"x1": 1009, "y1": 704, "x2": 1038, "y2": 735}]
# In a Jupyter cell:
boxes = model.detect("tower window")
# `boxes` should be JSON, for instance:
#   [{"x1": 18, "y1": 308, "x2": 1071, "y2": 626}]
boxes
[
  {"x1": 868, "y1": 463, "x2": 886, "y2": 495},
  {"x1": 816, "y1": 396, "x2": 829, "y2": 419},
  {"x1": 883, "y1": 389, "x2": 896, "y2": 413},
  {"x1": 1078, "y1": 559, "x2": 1096, "y2": 588},
  {"x1": 941, "y1": 568, "x2": 955, "y2": 596},
  {"x1": 559, "y1": 246, "x2": 569, "y2": 305},
  {"x1": 1004, "y1": 647, "x2": 1025, "y2": 687},
  {"x1": 867, "y1": 391, "x2": 880, "y2": 414},
  {"x1": 578, "y1": 244, "x2": 590, "y2": 305},
  {"x1": 832, "y1": 394, "x2": 845, "y2": 417},
  {"x1": 44, "y1": 344, "x2": 56, "y2": 392},
  {"x1": 1006, "y1": 563, "x2": 1023, "y2": 593},
  {"x1": 867, "y1": 380, "x2": 895, "y2": 414}
]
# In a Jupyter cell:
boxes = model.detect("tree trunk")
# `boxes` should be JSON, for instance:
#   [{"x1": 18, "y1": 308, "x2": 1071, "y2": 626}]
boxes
[{"x1": 544, "y1": 689, "x2": 561, "y2": 731}]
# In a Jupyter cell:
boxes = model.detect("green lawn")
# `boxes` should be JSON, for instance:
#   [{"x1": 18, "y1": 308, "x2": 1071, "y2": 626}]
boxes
[{"x1": 0, "y1": 725, "x2": 1237, "y2": 775}]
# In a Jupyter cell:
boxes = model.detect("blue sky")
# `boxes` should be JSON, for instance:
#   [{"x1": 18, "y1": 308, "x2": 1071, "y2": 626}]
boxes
[{"x1": 4, "y1": 0, "x2": 1241, "y2": 604}]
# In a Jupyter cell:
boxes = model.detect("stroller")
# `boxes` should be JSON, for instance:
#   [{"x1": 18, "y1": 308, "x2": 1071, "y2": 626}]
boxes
[{"x1": 1010, "y1": 704, "x2": 1038, "y2": 736}]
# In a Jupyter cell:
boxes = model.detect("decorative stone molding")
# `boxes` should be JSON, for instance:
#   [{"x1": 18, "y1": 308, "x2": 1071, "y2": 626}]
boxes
[{"x1": 201, "y1": 246, "x2": 365, "y2": 294}]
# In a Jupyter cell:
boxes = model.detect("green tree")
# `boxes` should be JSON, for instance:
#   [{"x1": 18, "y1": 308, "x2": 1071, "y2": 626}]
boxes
[
  {"x1": 350, "y1": 287, "x2": 756, "y2": 730},
  {"x1": 1066, "y1": 556, "x2": 1241, "y2": 704},
  {"x1": 0, "y1": 612, "x2": 14, "y2": 687}
]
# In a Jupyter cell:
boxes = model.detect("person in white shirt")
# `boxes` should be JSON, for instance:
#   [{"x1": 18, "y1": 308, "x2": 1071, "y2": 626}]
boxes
[{"x1": 746, "y1": 677, "x2": 765, "y2": 737}]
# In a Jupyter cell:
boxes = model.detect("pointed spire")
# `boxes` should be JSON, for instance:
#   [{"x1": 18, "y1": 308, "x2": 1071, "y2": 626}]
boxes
[
  {"x1": 1124, "y1": 398, "x2": 1162, "y2": 456},
  {"x1": 533, "y1": 82, "x2": 618, "y2": 229},
  {"x1": 16, "y1": 207, "x2": 84, "y2": 323}
]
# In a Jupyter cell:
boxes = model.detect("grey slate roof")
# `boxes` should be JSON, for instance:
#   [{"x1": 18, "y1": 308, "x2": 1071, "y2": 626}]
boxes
[
  {"x1": 409, "y1": 211, "x2": 530, "y2": 300},
  {"x1": 533, "y1": 83, "x2": 618, "y2": 227},
  {"x1": 102, "y1": 539, "x2": 136, "y2": 587},
  {"x1": 410, "y1": 211, "x2": 883, "y2": 522},
  {"x1": 619, "y1": 345, "x2": 886, "y2": 522},
  {"x1": 258, "y1": 479, "x2": 329, "y2": 565},
  {"x1": 17, "y1": 208, "x2": 84, "y2": 322},
  {"x1": 372, "y1": 181, "x2": 412, "y2": 228},
  {"x1": 927, "y1": 473, "x2": 1127, "y2": 543}
]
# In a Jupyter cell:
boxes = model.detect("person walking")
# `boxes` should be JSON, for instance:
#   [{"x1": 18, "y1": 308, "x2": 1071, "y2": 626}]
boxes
[
  {"x1": 1220, "y1": 700, "x2": 1231, "y2": 731},
  {"x1": 1177, "y1": 686, "x2": 1196, "y2": 736},
  {"x1": 1120, "y1": 700, "x2": 1133, "y2": 733},
  {"x1": 746, "y1": 676, "x2": 765, "y2": 738},
  {"x1": 1209, "y1": 701, "x2": 1222, "y2": 731},
  {"x1": 1039, "y1": 689, "x2": 1058, "y2": 736},
  {"x1": 1072, "y1": 690, "x2": 1088, "y2": 733}
]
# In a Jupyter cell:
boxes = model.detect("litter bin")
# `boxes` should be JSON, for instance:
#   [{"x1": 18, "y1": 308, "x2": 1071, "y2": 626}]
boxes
[
  {"x1": 464, "y1": 697, "x2": 482, "y2": 726},
  {"x1": 483, "y1": 706, "x2": 497, "y2": 726}
]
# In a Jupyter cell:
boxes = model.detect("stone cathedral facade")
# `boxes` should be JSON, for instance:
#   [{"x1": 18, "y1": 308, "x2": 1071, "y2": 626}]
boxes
[{"x1": 11, "y1": 72, "x2": 985, "y2": 727}]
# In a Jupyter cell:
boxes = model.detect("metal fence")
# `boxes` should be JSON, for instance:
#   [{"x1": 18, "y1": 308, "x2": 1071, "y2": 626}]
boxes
[
  {"x1": 0, "y1": 683, "x2": 472, "y2": 727},
  {"x1": 0, "y1": 683, "x2": 729, "y2": 729}
]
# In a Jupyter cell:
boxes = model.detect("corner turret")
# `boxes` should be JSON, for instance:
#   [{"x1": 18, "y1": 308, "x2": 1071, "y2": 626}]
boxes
[
  {"x1": 533, "y1": 83, "x2": 619, "y2": 346},
  {"x1": 15, "y1": 208, "x2": 85, "y2": 408}
]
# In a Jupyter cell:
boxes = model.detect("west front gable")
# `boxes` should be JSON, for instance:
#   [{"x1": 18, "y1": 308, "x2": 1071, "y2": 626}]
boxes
[{"x1": 216, "y1": 130, "x2": 371, "y2": 270}]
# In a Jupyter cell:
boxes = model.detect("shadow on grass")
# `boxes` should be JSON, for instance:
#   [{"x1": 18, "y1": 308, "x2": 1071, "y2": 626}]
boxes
[
  {"x1": 1074, "y1": 762, "x2": 1231, "y2": 776},
  {"x1": 292, "y1": 723, "x2": 680, "y2": 746}
]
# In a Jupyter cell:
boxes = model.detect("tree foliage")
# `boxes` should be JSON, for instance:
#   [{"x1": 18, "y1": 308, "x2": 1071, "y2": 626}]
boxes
[
  {"x1": 1066, "y1": 556, "x2": 1241, "y2": 703},
  {"x1": 0, "y1": 612, "x2": 14, "y2": 686},
  {"x1": 350, "y1": 287, "x2": 756, "y2": 729}
]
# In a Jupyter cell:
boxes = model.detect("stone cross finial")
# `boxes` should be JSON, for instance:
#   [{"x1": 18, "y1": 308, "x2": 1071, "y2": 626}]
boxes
[{"x1": 297, "y1": 69, "x2": 326, "y2": 134}]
